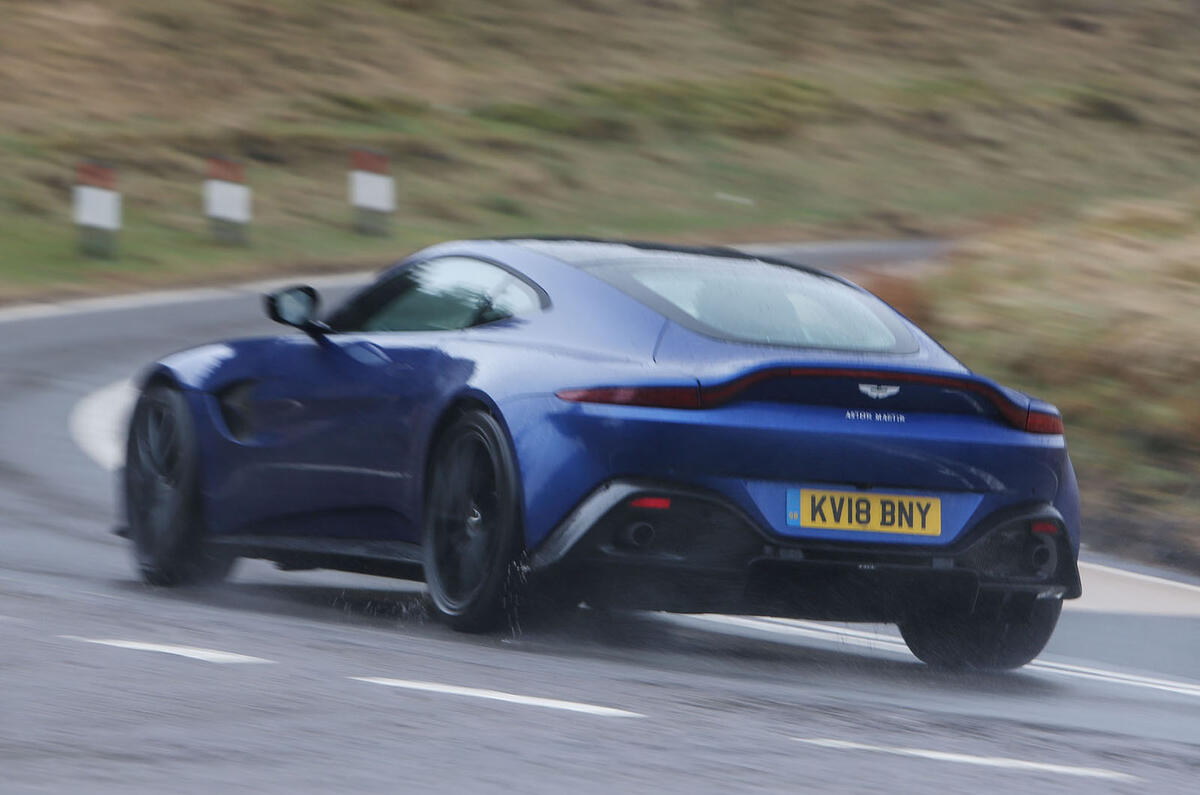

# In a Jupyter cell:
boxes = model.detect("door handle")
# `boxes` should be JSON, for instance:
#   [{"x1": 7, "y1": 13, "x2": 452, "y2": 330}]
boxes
[
  {"x1": 338, "y1": 340, "x2": 414, "y2": 374},
  {"x1": 340, "y1": 341, "x2": 393, "y2": 366}
]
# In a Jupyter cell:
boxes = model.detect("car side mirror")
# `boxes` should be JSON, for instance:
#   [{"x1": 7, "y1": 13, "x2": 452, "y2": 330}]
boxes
[{"x1": 264, "y1": 285, "x2": 329, "y2": 341}]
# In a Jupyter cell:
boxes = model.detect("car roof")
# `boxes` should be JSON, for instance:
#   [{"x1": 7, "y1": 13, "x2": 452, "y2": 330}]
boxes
[
  {"x1": 499, "y1": 237, "x2": 842, "y2": 282},
  {"x1": 383, "y1": 236, "x2": 957, "y2": 370}
]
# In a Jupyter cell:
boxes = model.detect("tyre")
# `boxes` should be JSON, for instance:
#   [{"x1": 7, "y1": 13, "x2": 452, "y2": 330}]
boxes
[
  {"x1": 899, "y1": 597, "x2": 1062, "y2": 671},
  {"x1": 124, "y1": 384, "x2": 234, "y2": 586},
  {"x1": 422, "y1": 410, "x2": 522, "y2": 632}
]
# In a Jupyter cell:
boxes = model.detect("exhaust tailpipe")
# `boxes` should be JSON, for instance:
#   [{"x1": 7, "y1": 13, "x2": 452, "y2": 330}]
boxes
[
  {"x1": 1025, "y1": 535, "x2": 1057, "y2": 578},
  {"x1": 616, "y1": 522, "x2": 655, "y2": 550}
]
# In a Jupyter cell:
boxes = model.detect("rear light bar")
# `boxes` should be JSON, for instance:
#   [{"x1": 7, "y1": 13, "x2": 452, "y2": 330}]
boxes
[
  {"x1": 556, "y1": 367, "x2": 1065, "y2": 435},
  {"x1": 1024, "y1": 410, "x2": 1064, "y2": 435},
  {"x1": 554, "y1": 386, "x2": 700, "y2": 409}
]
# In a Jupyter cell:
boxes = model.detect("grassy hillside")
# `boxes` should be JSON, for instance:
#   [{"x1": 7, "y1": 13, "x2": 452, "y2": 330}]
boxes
[
  {"x1": 862, "y1": 194, "x2": 1200, "y2": 571},
  {"x1": 3, "y1": 1, "x2": 1199, "y2": 567},
  {"x1": 5, "y1": 1, "x2": 1200, "y2": 297}
]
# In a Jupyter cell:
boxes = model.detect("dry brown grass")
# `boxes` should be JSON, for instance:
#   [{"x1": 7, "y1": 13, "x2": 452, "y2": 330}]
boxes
[
  {"x1": 7, "y1": 2, "x2": 1200, "y2": 284},
  {"x1": 3, "y1": 2, "x2": 1198, "y2": 132},
  {"x1": 1, "y1": 0, "x2": 1198, "y2": 565},
  {"x1": 868, "y1": 196, "x2": 1200, "y2": 570},
  {"x1": 856, "y1": 272, "x2": 936, "y2": 328}
]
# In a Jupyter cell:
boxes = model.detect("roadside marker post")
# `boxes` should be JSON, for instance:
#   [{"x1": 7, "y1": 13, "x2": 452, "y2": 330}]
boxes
[
  {"x1": 349, "y1": 149, "x2": 394, "y2": 236},
  {"x1": 73, "y1": 161, "x2": 120, "y2": 258},
  {"x1": 204, "y1": 157, "x2": 251, "y2": 245}
]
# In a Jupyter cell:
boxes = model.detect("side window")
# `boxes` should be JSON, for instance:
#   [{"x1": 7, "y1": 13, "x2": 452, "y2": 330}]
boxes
[
  {"x1": 475, "y1": 273, "x2": 541, "y2": 324},
  {"x1": 328, "y1": 257, "x2": 542, "y2": 332}
]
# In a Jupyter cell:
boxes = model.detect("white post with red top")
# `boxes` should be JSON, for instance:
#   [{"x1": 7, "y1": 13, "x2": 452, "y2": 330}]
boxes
[
  {"x1": 349, "y1": 148, "x2": 394, "y2": 236},
  {"x1": 204, "y1": 157, "x2": 251, "y2": 244},
  {"x1": 73, "y1": 161, "x2": 120, "y2": 258}
]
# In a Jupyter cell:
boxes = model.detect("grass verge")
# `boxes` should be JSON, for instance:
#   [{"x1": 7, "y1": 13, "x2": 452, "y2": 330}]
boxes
[
  {"x1": 1, "y1": 1, "x2": 1197, "y2": 569},
  {"x1": 862, "y1": 195, "x2": 1200, "y2": 573},
  {"x1": 7, "y1": 2, "x2": 1200, "y2": 299}
]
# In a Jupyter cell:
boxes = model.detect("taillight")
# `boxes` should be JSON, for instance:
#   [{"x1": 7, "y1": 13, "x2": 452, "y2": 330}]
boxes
[
  {"x1": 557, "y1": 370, "x2": 1065, "y2": 435},
  {"x1": 1025, "y1": 410, "x2": 1064, "y2": 435},
  {"x1": 555, "y1": 386, "x2": 700, "y2": 409},
  {"x1": 1030, "y1": 520, "x2": 1059, "y2": 535}
]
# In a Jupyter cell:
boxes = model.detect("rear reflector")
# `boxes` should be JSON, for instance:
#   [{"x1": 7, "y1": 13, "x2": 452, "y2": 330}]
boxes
[
  {"x1": 555, "y1": 386, "x2": 700, "y2": 409},
  {"x1": 1031, "y1": 520, "x2": 1059, "y2": 535},
  {"x1": 630, "y1": 496, "x2": 671, "y2": 510}
]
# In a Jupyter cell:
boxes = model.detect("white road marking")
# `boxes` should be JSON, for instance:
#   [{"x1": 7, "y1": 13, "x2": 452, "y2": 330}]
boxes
[
  {"x1": 1071, "y1": 562, "x2": 1200, "y2": 617},
  {"x1": 1030, "y1": 659, "x2": 1200, "y2": 698},
  {"x1": 68, "y1": 378, "x2": 136, "y2": 471},
  {"x1": 685, "y1": 615, "x2": 1200, "y2": 698},
  {"x1": 0, "y1": 240, "x2": 942, "y2": 328},
  {"x1": 791, "y1": 738, "x2": 1139, "y2": 782},
  {"x1": 1079, "y1": 560, "x2": 1200, "y2": 595},
  {"x1": 687, "y1": 614, "x2": 912, "y2": 656},
  {"x1": 60, "y1": 636, "x2": 274, "y2": 664},
  {"x1": 0, "y1": 271, "x2": 372, "y2": 325},
  {"x1": 350, "y1": 677, "x2": 644, "y2": 718},
  {"x1": 714, "y1": 192, "x2": 756, "y2": 206}
]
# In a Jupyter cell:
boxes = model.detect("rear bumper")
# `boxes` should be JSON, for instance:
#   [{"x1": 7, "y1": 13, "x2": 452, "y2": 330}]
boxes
[{"x1": 528, "y1": 479, "x2": 1081, "y2": 621}]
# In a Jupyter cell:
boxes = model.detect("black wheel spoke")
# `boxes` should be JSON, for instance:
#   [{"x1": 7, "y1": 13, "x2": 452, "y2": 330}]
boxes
[
  {"x1": 148, "y1": 406, "x2": 167, "y2": 471},
  {"x1": 428, "y1": 427, "x2": 508, "y2": 607},
  {"x1": 457, "y1": 537, "x2": 485, "y2": 592},
  {"x1": 423, "y1": 412, "x2": 518, "y2": 631},
  {"x1": 135, "y1": 409, "x2": 157, "y2": 469},
  {"x1": 441, "y1": 437, "x2": 474, "y2": 494},
  {"x1": 133, "y1": 400, "x2": 183, "y2": 486}
]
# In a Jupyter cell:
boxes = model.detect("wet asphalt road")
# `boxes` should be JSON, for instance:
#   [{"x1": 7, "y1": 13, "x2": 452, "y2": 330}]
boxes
[{"x1": 1, "y1": 242, "x2": 1198, "y2": 793}]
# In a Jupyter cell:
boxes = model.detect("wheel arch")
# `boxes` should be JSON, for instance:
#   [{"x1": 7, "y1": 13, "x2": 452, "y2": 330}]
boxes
[
  {"x1": 136, "y1": 364, "x2": 186, "y2": 392},
  {"x1": 128, "y1": 366, "x2": 216, "y2": 532}
]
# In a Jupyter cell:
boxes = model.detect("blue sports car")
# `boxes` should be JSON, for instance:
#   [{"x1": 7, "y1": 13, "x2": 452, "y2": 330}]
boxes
[{"x1": 121, "y1": 238, "x2": 1081, "y2": 669}]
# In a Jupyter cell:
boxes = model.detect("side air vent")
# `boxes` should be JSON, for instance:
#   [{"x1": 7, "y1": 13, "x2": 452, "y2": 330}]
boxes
[{"x1": 215, "y1": 380, "x2": 257, "y2": 442}]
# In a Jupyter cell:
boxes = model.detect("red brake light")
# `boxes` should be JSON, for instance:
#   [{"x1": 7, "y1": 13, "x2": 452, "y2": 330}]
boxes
[
  {"x1": 1031, "y1": 520, "x2": 1059, "y2": 535},
  {"x1": 1025, "y1": 410, "x2": 1064, "y2": 435},
  {"x1": 555, "y1": 386, "x2": 701, "y2": 409},
  {"x1": 630, "y1": 496, "x2": 671, "y2": 510}
]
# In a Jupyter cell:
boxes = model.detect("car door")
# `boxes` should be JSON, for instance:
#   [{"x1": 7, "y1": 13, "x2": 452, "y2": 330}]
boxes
[{"x1": 216, "y1": 256, "x2": 542, "y2": 542}]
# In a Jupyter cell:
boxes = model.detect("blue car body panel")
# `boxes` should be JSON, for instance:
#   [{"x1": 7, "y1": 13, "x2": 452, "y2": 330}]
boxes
[
  {"x1": 507, "y1": 397, "x2": 1069, "y2": 551},
  {"x1": 139, "y1": 239, "x2": 1081, "y2": 568}
]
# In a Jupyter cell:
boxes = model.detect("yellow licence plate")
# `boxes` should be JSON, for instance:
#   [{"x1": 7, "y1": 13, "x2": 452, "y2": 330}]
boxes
[{"x1": 787, "y1": 488, "x2": 941, "y2": 536}]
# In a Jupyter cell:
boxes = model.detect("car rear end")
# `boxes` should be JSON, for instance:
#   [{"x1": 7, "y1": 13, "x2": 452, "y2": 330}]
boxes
[{"x1": 523, "y1": 247, "x2": 1081, "y2": 623}]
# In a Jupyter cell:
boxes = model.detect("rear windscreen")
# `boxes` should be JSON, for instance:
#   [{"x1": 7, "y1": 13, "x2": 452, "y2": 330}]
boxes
[{"x1": 581, "y1": 255, "x2": 917, "y2": 353}]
